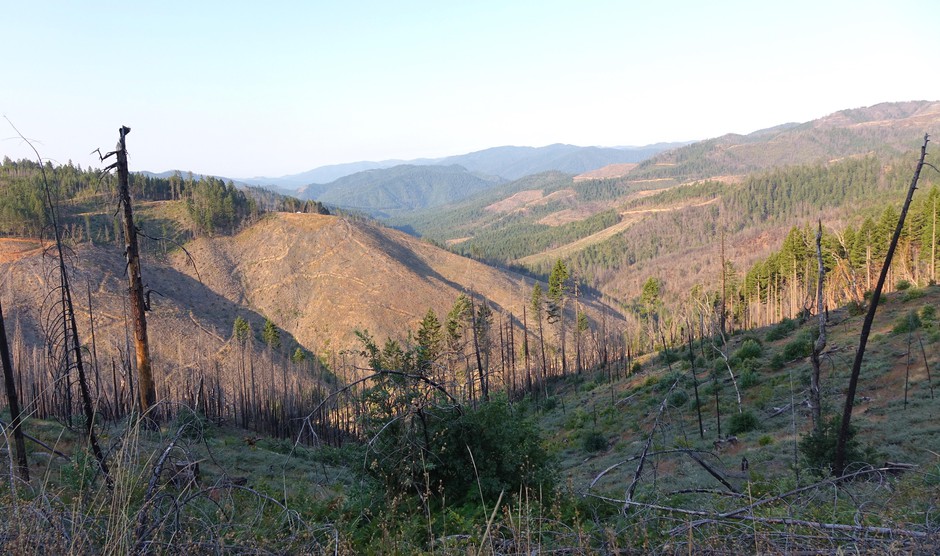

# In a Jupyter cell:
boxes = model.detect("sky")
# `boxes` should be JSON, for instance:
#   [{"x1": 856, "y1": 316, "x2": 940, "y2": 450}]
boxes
[{"x1": 2, "y1": 0, "x2": 938, "y2": 178}]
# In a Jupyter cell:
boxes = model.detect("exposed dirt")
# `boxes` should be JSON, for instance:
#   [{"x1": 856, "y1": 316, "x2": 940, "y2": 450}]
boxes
[
  {"x1": 0, "y1": 238, "x2": 43, "y2": 264},
  {"x1": 573, "y1": 163, "x2": 638, "y2": 182},
  {"x1": 170, "y1": 213, "x2": 622, "y2": 354},
  {"x1": 516, "y1": 198, "x2": 719, "y2": 266},
  {"x1": 484, "y1": 190, "x2": 545, "y2": 213}
]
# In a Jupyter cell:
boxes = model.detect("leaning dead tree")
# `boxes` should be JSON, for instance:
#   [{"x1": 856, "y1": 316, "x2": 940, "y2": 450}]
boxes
[
  {"x1": 7, "y1": 119, "x2": 110, "y2": 482},
  {"x1": 100, "y1": 127, "x2": 157, "y2": 418},
  {"x1": 834, "y1": 134, "x2": 930, "y2": 475},
  {"x1": 808, "y1": 220, "x2": 825, "y2": 432}
]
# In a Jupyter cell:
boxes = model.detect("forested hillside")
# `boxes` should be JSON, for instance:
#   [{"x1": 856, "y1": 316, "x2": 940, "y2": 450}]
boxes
[
  {"x1": 298, "y1": 164, "x2": 505, "y2": 217},
  {"x1": 0, "y1": 159, "x2": 326, "y2": 245}
]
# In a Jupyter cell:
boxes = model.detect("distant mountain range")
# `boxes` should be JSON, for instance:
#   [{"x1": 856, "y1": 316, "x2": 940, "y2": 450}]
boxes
[{"x1": 238, "y1": 142, "x2": 690, "y2": 188}]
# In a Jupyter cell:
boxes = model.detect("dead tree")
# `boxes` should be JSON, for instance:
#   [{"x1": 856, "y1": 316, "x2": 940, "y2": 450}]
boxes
[
  {"x1": 9, "y1": 120, "x2": 110, "y2": 483},
  {"x1": 834, "y1": 134, "x2": 930, "y2": 475},
  {"x1": 809, "y1": 221, "x2": 826, "y2": 432},
  {"x1": 101, "y1": 127, "x2": 157, "y2": 418},
  {"x1": 0, "y1": 299, "x2": 29, "y2": 481},
  {"x1": 688, "y1": 329, "x2": 704, "y2": 440}
]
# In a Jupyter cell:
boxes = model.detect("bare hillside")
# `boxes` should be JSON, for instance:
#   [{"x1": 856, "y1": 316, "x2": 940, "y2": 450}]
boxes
[{"x1": 171, "y1": 213, "x2": 621, "y2": 355}]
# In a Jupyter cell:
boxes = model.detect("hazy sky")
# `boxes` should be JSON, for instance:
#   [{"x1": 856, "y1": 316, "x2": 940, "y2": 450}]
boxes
[{"x1": 2, "y1": 0, "x2": 937, "y2": 178}]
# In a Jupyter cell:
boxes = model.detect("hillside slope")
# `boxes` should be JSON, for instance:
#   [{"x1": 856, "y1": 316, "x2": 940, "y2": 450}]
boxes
[
  {"x1": 298, "y1": 164, "x2": 505, "y2": 217},
  {"x1": 171, "y1": 212, "x2": 621, "y2": 355},
  {"x1": 626, "y1": 100, "x2": 940, "y2": 183}
]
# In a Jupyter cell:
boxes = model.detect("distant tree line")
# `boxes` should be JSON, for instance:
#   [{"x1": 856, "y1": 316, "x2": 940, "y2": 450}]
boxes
[{"x1": 0, "y1": 158, "x2": 327, "y2": 241}]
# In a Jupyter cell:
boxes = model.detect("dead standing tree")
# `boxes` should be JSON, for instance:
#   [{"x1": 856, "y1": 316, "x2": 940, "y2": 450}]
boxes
[
  {"x1": 100, "y1": 126, "x2": 157, "y2": 419},
  {"x1": 809, "y1": 220, "x2": 826, "y2": 432},
  {"x1": 834, "y1": 134, "x2": 930, "y2": 475},
  {"x1": 6, "y1": 118, "x2": 110, "y2": 483},
  {"x1": 0, "y1": 299, "x2": 29, "y2": 481}
]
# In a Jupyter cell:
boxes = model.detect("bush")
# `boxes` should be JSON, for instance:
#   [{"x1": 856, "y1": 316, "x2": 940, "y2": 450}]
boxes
[
  {"x1": 781, "y1": 329, "x2": 815, "y2": 361},
  {"x1": 581, "y1": 431, "x2": 608, "y2": 453},
  {"x1": 896, "y1": 279, "x2": 912, "y2": 291},
  {"x1": 733, "y1": 339, "x2": 763, "y2": 361},
  {"x1": 539, "y1": 396, "x2": 558, "y2": 411},
  {"x1": 739, "y1": 369, "x2": 760, "y2": 389},
  {"x1": 758, "y1": 435, "x2": 774, "y2": 446},
  {"x1": 903, "y1": 287, "x2": 925, "y2": 301},
  {"x1": 799, "y1": 415, "x2": 864, "y2": 476},
  {"x1": 921, "y1": 304, "x2": 937, "y2": 322},
  {"x1": 668, "y1": 389, "x2": 689, "y2": 407},
  {"x1": 728, "y1": 410, "x2": 760, "y2": 435},
  {"x1": 846, "y1": 300, "x2": 866, "y2": 316},
  {"x1": 659, "y1": 348, "x2": 680, "y2": 365},
  {"x1": 893, "y1": 310, "x2": 922, "y2": 334},
  {"x1": 765, "y1": 318, "x2": 797, "y2": 342}
]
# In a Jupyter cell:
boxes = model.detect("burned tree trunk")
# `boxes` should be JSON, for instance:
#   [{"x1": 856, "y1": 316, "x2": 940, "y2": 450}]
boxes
[
  {"x1": 0, "y1": 300, "x2": 29, "y2": 482},
  {"x1": 809, "y1": 221, "x2": 826, "y2": 432},
  {"x1": 834, "y1": 134, "x2": 930, "y2": 475},
  {"x1": 109, "y1": 127, "x2": 157, "y2": 418}
]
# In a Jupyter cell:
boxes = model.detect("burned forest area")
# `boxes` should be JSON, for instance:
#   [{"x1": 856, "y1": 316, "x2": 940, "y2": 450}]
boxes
[{"x1": 1, "y1": 115, "x2": 940, "y2": 555}]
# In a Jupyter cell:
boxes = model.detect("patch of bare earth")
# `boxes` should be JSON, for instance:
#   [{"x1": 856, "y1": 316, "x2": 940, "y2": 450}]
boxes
[
  {"x1": 0, "y1": 238, "x2": 42, "y2": 263},
  {"x1": 516, "y1": 198, "x2": 718, "y2": 266},
  {"x1": 172, "y1": 213, "x2": 622, "y2": 355},
  {"x1": 484, "y1": 190, "x2": 545, "y2": 213},
  {"x1": 573, "y1": 163, "x2": 637, "y2": 182}
]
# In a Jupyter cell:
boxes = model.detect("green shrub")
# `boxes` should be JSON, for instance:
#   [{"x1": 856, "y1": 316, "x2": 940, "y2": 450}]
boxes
[
  {"x1": 903, "y1": 287, "x2": 925, "y2": 301},
  {"x1": 657, "y1": 371, "x2": 683, "y2": 392},
  {"x1": 769, "y1": 353, "x2": 786, "y2": 370},
  {"x1": 846, "y1": 300, "x2": 866, "y2": 316},
  {"x1": 540, "y1": 396, "x2": 558, "y2": 411},
  {"x1": 733, "y1": 339, "x2": 763, "y2": 361},
  {"x1": 758, "y1": 435, "x2": 774, "y2": 446},
  {"x1": 896, "y1": 279, "x2": 912, "y2": 291},
  {"x1": 781, "y1": 337, "x2": 812, "y2": 360},
  {"x1": 893, "y1": 310, "x2": 922, "y2": 334},
  {"x1": 921, "y1": 304, "x2": 937, "y2": 322},
  {"x1": 365, "y1": 398, "x2": 555, "y2": 503},
  {"x1": 739, "y1": 369, "x2": 760, "y2": 389},
  {"x1": 728, "y1": 410, "x2": 760, "y2": 435},
  {"x1": 668, "y1": 389, "x2": 689, "y2": 407},
  {"x1": 659, "y1": 348, "x2": 680, "y2": 365},
  {"x1": 582, "y1": 431, "x2": 608, "y2": 453},
  {"x1": 799, "y1": 415, "x2": 865, "y2": 476},
  {"x1": 765, "y1": 318, "x2": 797, "y2": 342},
  {"x1": 631, "y1": 361, "x2": 642, "y2": 374}
]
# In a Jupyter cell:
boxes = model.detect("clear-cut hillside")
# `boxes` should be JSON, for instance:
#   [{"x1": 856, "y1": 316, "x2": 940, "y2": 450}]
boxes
[{"x1": 171, "y1": 212, "x2": 619, "y2": 355}]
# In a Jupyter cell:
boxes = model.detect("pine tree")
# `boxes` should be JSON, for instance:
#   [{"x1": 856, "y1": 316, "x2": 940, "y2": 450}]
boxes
[{"x1": 262, "y1": 318, "x2": 281, "y2": 350}]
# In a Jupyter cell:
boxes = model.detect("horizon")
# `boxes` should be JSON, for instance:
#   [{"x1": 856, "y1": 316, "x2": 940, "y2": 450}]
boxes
[{"x1": 2, "y1": 1, "x2": 938, "y2": 178}]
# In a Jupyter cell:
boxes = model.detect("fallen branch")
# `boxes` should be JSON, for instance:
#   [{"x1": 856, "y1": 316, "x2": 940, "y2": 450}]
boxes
[
  {"x1": 0, "y1": 417, "x2": 70, "y2": 461},
  {"x1": 623, "y1": 378, "x2": 678, "y2": 511},
  {"x1": 588, "y1": 448, "x2": 714, "y2": 489},
  {"x1": 685, "y1": 450, "x2": 738, "y2": 494}
]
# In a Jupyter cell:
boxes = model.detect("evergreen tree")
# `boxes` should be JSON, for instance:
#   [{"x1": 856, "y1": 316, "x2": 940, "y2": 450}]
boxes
[
  {"x1": 261, "y1": 318, "x2": 281, "y2": 350},
  {"x1": 233, "y1": 316, "x2": 251, "y2": 344},
  {"x1": 416, "y1": 308, "x2": 443, "y2": 377}
]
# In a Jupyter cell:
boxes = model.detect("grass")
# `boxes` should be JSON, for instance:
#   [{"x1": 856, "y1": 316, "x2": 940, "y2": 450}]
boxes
[{"x1": 1, "y1": 287, "x2": 939, "y2": 553}]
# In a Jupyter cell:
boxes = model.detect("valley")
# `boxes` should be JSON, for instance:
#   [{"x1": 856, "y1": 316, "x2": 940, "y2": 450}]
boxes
[{"x1": 0, "y1": 101, "x2": 939, "y2": 553}]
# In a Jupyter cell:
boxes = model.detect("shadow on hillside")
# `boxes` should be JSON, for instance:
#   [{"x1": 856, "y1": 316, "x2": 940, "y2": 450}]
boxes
[{"x1": 138, "y1": 255, "x2": 308, "y2": 354}]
